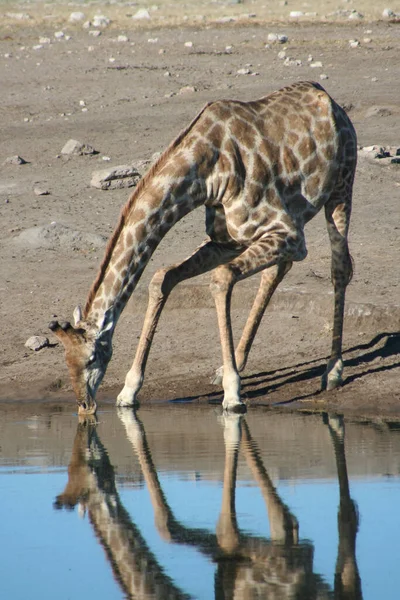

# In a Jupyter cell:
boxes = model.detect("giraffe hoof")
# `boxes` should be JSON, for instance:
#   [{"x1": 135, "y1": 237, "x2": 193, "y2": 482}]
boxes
[
  {"x1": 116, "y1": 386, "x2": 140, "y2": 408},
  {"x1": 222, "y1": 400, "x2": 247, "y2": 414},
  {"x1": 321, "y1": 358, "x2": 343, "y2": 391}
]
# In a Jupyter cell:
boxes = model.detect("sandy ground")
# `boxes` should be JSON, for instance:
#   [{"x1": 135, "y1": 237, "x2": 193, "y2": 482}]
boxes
[{"x1": 0, "y1": 1, "x2": 399, "y2": 419}]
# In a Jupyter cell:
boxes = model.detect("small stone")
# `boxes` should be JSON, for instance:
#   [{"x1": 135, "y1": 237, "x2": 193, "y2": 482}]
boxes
[
  {"x1": 69, "y1": 12, "x2": 85, "y2": 23},
  {"x1": 91, "y1": 165, "x2": 142, "y2": 190},
  {"x1": 289, "y1": 11, "x2": 304, "y2": 17},
  {"x1": 3, "y1": 155, "x2": 27, "y2": 165},
  {"x1": 92, "y1": 15, "x2": 111, "y2": 28},
  {"x1": 267, "y1": 33, "x2": 288, "y2": 43},
  {"x1": 310, "y1": 61, "x2": 323, "y2": 68},
  {"x1": 363, "y1": 38, "x2": 372, "y2": 43},
  {"x1": 61, "y1": 139, "x2": 97, "y2": 155},
  {"x1": 277, "y1": 50, "x2": 287, "y2": 59},
  {"x1": 284, "y1": 57, "x2": 302, "y2": 66},
  {"x1": 348, "y1": 11, "x2": 364, "y2": 19},
  {"x1": 178, "y1": 85, "x2": 197, "y2": 94},
  {"x1": 34, "y1": 187, "x2": 50, "y2": 196},
  {"x1": 117, "y1": 35, "x2": 129, "y2": 43},
  {"x1": 25, "y1": 335, "x2": 49, "y2": 351},
  {"x1": 54, "y1": 31, "x2": 64, "y2": 39},
  {"x1": 320, "y1": 73, "x2": 329, "y2": 80},
  {"x1": 349, "y1": 39, "x2": 360, "y2": 48},
  {"x1": 39, "y1": 37, "x2": 51, "y2": 44},
  {"x1": 89, "y1": 30, "x2": 101, "y2": 37},
  {"x1": 132, "y1": 8, "x2": 151, "y2": 19},
  {"x1": 148, "y1": 38, "x2": 158, "y2": 43},
  {"x1": 184, "y1": 41, "x2": 193, "y2": 47},
  {"x1": 391, "y1": 157, "x2": 400, "y2": 164},
  {"x1": 382, "y1": 8, "x2": 396, "y2": 18}
]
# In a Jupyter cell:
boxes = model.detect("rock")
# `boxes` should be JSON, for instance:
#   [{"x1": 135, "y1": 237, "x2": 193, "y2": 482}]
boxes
[
  {"x1": 91, "y1": 165, "x2": 142, "y2": 190},
  {"x1": 320, "y1": 73, "x2": 329, "y2": 80},
  {"x1": 284, "y1": 57, "x2": 302, "y2": 66},
  {"x1": 267, "y1": 33, "x2": 288, "y2": 43},
  {"x1": 12, "y1": 222, "x2": 106, "y2": 251},
  {"x1": 132, "y1": 8, "x2": 151, "y2": 20},
  {"x1": 310, "y1": 61, "x2": 323, "y2": 68},
  {"x1": 34, "y1": 187, "x2": 50, "y2": 196},
  {"x1": 3, "y1": 155, "x2": 27, "y2": 165},
  {"x1": 289, "y1": 11, "x2": 304, "y2": 17},
  {"x1": 61, "y1": 139, "x2": 97, "y2": 155},
  {"x1": 5, "y1": 12, "x2": 31, "y2": 20},
  {"x1": 382, "y1": 8, "x2": 396, "y2": 18},
  {"x1": 349, "y1": 40, "x2": 360, "y2": 48},
  {"x1": 92, "y1": 15, "x2": 111, "y2": 28},
  {"x1": 54, "y1": 31, "x2": 65, "y2": 39},
  {"x1": 178, "y1": 85, "x2": 197, "y2": 94},
  {"x1": 25, "y1": 336, "x2": 49, "y2": 351},
  {"x1": 237, "y1": 67, "x2": 252, "y2": 75},
  {"x1": 348, "y1": 10, "x2": 364, "y2": 19},
  {"x1": 69, "y1": 12, "x2": 85, "y2": 23},
  {"x1": 117, "y1": 35, "x2": 129, "y2": 43}
]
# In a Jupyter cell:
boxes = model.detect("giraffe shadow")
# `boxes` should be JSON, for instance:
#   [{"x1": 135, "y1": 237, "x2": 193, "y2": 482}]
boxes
[
  {"x1": 175, "y1": 331, "x2": 400, "y2": 406},
  {"x1": 239, "y1": 330, "x2": 400, "y2": 404}
]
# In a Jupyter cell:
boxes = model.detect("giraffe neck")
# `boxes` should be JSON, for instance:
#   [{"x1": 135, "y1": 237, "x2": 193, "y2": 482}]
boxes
[{"x1": 83, "y1": 153, "x2": 208, "y2": 337}]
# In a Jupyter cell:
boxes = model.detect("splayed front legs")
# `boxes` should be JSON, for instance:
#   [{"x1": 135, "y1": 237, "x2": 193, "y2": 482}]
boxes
[{"x1": 117, "y1": 240, "x2": 241, "y2": 408}]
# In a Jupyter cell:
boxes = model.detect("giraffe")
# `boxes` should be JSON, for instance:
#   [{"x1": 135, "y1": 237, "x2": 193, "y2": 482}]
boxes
[
  {"x1": 55, "y1": 409, "x2": 362, "y2": 599},
  {"x1": 49, "y1": 80, "x2": 357, "y2": 414}
]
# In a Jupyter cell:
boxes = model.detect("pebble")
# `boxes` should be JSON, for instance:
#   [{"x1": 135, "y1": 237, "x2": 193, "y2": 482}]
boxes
[
  {"x1": 267, "y1": 33, "x2": 288, "y2": 43},
  {"x1": 117, "y1": 35, "x2": 129, "y2": 43},
  {"x1": 25, "y1": 336, "x2": 49, "y2": 351},
  {"x1": 92, "y1": 15, "x2": 111, "y2": 28},
  {"x1": 289, "y1": 11, "x2": 304, "y2": 18},
  {"x1": 34, "y1": 187, "x2": 50, "y2": 196},
  {"x1": 39, "y1": 37, "x2": 51, "y2": 45},
  {"x1": 184, "y1": 41, "x2": 193, "y2": 47},
  {"x1": 348, "y1": 11, "x2": 364, "y2": 19},
  {"x1": 320, "y1": 73, "x2": 329, "y2": 80},
  {"x1": 61, "y1": 139, "x2": 97, "y2": 155},
  {"x1": 237, "y1": 67, "x2": 252, "y2": 75},
  {"x1": 91, "y1": 165, "x2": 142, "y2": 190},
  {"x1": 178, "y1": 85, "x2": 197, "y2": 94},
  {"x1": 349, "y1": 40, "x2": 360, "y2": 48},
  {"x1": 310, "y1": 61, "x2": 323, "y2": 68},
  {"x1": 284, "y1": 57, "x2": 302, "y2": 66},
  {"x1": 69, "y1": 12, "x2": 85, "y2": 23},
  {"x1": 54, "y1": 31, "x2": 65, "y2": 39},
  {"x1": 89, "y1": 30, "x2": 101, "y2": 37},
  {"x1": 3, "y1": 155, "x2": 27, "y2": 165},
  {"x1": 132, "y1": 8, "x2": 151, "y2": 20},
  {"x1": 382, "y1": 8, "x2": 396, "y2": 18}
]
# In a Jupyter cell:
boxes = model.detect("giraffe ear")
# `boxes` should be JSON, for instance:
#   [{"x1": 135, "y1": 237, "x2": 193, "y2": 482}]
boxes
[{"x1": 73, "y1": 305, "x2": 83, "y2": 325}]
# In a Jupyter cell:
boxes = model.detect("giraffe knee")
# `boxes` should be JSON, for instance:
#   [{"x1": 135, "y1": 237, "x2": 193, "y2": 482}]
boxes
[{"x1": 210, "y1": 265, "x2": 236, "y2": 296}]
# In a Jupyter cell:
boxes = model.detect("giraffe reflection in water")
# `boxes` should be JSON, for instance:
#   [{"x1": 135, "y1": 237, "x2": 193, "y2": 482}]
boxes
[{"x1": 55, "y1": 412, "x2": 362, "y2": 600}]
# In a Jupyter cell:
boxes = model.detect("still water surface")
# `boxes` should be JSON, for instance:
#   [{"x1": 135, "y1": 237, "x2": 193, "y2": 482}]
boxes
[{"x1": 1, "y1": 405, "x2": 399, "y2": 599}]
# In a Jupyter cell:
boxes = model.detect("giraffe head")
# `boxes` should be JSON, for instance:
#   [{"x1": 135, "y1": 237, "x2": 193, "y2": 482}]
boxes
[{"x1": 49, "y1": 307, "x2": 112, "y2": 415}]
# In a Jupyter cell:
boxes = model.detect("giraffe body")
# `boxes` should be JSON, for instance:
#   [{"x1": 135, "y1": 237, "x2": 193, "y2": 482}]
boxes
[{"x1": 49, "y1": 81, "x2": 357, "y2": 414}]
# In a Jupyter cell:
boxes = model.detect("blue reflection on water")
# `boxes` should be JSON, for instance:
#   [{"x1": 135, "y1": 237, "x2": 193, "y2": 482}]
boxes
[{"x1": 1, "y1": 408, "x2": 400, "y2": 600}]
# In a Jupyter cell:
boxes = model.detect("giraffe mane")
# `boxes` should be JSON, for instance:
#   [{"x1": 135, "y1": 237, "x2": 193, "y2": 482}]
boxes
[{"x1": 83, "y1": 101, "x2": 213, "y2": 318}]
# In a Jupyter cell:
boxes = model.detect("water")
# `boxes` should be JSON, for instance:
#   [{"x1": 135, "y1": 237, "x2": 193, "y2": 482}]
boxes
[{"x1": 1, "y1": 405, "x2": 400, "y2": 599}]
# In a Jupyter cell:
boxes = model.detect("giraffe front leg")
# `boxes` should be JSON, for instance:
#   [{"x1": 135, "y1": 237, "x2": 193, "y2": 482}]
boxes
[
  {"x1": 117, "y1": 270, "x2": 168, "y2": 407},
  {"x1": 212, "y1": 262, "x2": 292, "y2": 385},
  {"x1": 210, "y1": 265, "x2": 246, "y2": 412}
]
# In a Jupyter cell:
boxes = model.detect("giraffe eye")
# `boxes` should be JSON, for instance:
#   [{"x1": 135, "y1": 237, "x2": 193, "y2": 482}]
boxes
[{"x1": 87, "y1": 353, "x2": 97, "y2": 366}]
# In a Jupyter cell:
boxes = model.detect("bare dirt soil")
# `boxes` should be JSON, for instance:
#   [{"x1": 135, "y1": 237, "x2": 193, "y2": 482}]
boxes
[{"x1": 1, "y1": 1, "x2": 399, "y2": 419}]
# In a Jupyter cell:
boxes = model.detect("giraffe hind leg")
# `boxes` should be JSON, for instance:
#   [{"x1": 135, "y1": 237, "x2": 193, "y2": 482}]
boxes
[{"x1": 322, "y1": 193, "x2": 353, "y2": 391}]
